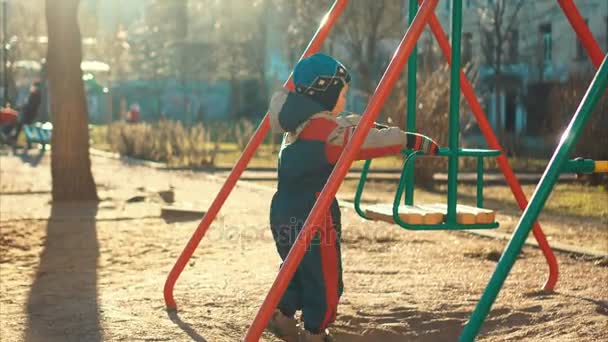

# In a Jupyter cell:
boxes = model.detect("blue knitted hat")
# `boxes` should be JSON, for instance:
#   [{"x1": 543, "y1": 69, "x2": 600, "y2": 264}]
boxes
[{"x1": 293, "y1": 53, "x2": 351, "y2": 111}]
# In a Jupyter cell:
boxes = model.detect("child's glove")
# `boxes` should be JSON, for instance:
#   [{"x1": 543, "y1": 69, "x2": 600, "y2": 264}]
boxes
[{"x1": 404, "y1": 132, "x2": 439, "y2": 155}]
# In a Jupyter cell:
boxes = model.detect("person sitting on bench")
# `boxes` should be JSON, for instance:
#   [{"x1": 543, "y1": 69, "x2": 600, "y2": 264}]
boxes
[{"x1": 1, "y1": 81, "x2": 42, "y2": 144}]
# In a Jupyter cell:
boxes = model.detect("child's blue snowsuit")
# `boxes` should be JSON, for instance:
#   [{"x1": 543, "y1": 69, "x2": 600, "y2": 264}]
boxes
[{"x1": 268, "y1": 88, "x2": 438, "y2": 333}]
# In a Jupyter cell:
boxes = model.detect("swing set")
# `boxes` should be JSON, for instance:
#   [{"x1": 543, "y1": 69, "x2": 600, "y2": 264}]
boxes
[{"x1": 163, "y1": 0, "x2": 608, "y2": 340}]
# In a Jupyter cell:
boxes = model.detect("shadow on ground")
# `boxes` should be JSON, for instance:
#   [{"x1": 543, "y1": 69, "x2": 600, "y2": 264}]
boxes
[
  {"x1": 167, "y1": 310, "x2": 209, "y2": 342},
  {"x1": 556, "y1": 292, "x2": 608, "y2": 317},
  {"x1": 24, "y1": 202, "x2": 101, "y2": 341},
  {"x1": 332, "y1": 302, "x2": 553, "y2": 342},
  {"x1": 17, "y1": 147, "x2": 46, "y2": 167},
  {"x1": 333, "y1": 305, "x2": 467, "y2": 341}
]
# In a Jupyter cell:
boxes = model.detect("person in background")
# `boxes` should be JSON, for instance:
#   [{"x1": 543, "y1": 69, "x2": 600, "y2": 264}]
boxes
[
  {"x1": 1, "y1": 80, "x2": 42, "y2": 144},
  {"x1": 0, "y1": 104, "x2": 19, "y2": 144},
  {"x1": 126, "y1": 103, "x2": 141, "y2": 123}
]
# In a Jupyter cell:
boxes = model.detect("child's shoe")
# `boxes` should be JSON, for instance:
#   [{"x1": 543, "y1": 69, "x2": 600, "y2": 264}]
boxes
[
  {"x1": 299, "y1": 329, "x2": 333, "y2": 342},
  {"x1": 267, "y1": 309, "x2": 299, "y2": 342}
]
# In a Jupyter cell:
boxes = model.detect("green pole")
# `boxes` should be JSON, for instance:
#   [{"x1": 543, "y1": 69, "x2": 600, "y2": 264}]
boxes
[
  {"x1": 404, "y1": 0, "x2": 419, "y2": 205},
  {"x1": 2, "y1": 0, "x2": 8, "y2": 106},
  {"x1": 354, "y1": 159, "x2": 372, "y2": 219},
  {"x1": 447, "y1": 0, "x2": 463, "y2": 224},
  {"x1": 560, "y1": 158, "x2": 595, "y2": 174},
  {"x1": 459, "y1": 55, "x2": 608, "y2": 342},
  {"x1": 476, "y1": 156, "x2": 484, "y2": 208}
]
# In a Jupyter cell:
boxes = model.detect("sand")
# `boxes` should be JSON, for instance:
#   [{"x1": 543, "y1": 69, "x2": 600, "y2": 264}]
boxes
[{"x1": 1, "y1": 150, "x2": 606, "y2": 341}]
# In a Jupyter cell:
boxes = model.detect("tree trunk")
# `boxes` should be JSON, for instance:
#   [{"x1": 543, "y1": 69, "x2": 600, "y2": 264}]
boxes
[
  {"x1": 494, "y1": 80, "x2": 502, "y2": 140},
  {"x1": 46, "y1": 0, "x2": 98, "y2": 201},
  {"x1": 494, "y1": 44, "x2": 503, "y2": 141}
]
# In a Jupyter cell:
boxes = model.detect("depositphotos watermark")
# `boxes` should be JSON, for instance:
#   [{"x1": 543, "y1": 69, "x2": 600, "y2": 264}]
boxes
[{"x1": 201, "y1": 216, "x2": 399, "y2": 250}]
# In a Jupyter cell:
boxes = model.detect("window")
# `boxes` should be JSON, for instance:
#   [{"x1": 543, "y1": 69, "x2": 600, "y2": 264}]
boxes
[
  {"x1": 576, "y1": 18, "x2": 589, "y2": 60},
  {"x1": 539, "y1": 23, "x2": 552, "y2": 63},
  {"x1": 445, "y1": 0, "x2": 450, "y2": 12},
  {"x1": 508, "y1": 29, "x2": 519, "y2": 63},
  {"x1": 483, "y1": 30, "x2": 495, "y2": 65},
  {"x1": 463, "y1": 32, "x2": 473, "y2": 64},
  {"x1": 467, "y1": 0, "x2": 473, "y2": 8},
  {"x1": 505, "y1": 91, "x2": 517, "y2": 133}
]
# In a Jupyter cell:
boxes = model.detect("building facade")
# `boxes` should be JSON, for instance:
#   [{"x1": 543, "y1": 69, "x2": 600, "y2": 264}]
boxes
[{"x1": 428, "y1": 0, "x2": 607, "y2": 151}]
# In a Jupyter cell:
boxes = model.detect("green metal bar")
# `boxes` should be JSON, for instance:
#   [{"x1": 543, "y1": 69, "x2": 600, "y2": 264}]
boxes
[
  {"x1": 404, "y1": 0, "x2": 419, "y2": 205},
  {"x1": 354, "y1": 159, "x2": 372, "y2": 220},
  {"x1": 394, "y1": 152, "x2": 419, "y2": 217},
  {"x1": 477, "y1": 156, "x2": 484, "y2": 208},
  {"x1": 392, "y1": 152, "x2": 498, "y2": 231},
  {"x1": 395, "y1": 221, "x2": 498, "y2": 230},
  {"x1": 437, "y1": 147, "x2": 500, "y2": 157},
  {"x1": 446, "y1": 0, "x2": 463, "y2": 224},
  {"x1": 560, "y1": 158, "x2": 595, "y2": 174},
  {"x1": 459, "y1": 54, "x2": 608, "y2": 342}
]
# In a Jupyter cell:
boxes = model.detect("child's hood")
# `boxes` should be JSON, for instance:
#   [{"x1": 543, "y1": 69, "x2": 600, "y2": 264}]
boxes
[{"x1": 268, "y1": 88, "x2": 329, "y2": 133}]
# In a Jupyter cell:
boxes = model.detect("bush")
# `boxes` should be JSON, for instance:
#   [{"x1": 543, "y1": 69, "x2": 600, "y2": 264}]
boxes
[
  {"x1": 233, "y1": 118, "x2": 256, "y2": 151},
  {"x1": 383, "y1": 65, "x2": 470, "y2": 187},
  {"x1": 547, "y1": 74, "x2": 608, "y2": 186},
  {"x1": 107, "y1": 121, "x2": 227, "y2": 167}
]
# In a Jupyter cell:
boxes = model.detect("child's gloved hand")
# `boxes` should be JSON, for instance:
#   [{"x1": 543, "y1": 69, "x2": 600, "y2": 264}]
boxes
[{"x1": 404, "y1": 132, "x2": 439, "y2": 156}]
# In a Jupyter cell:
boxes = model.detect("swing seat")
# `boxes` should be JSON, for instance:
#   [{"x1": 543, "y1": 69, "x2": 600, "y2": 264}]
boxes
[
  {"x1": 365, "y1": 203, "x2": 496, "y2": 226},
  {"x1": 366, "y1": 203, "x2": 443, "y2": 225}
]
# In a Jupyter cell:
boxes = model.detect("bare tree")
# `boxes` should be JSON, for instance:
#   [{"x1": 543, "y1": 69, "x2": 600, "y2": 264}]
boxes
[
  {"x1": 210, "y1": 0, "x2": 271, "y2": 118},
  {"x1": 476, "y1": 0, "x2": 525, "y2": 140},
  {"x1": 281, "y1": 0, "x2": 328, "y2": 61},
  {"x1": 6, "y1": 0, "x2": 47, "y2": 62},
  {"x1": 282, "y1": 0, "x2": 403, "y2": 98},
  {"x1": 333, "y1": 0, "x2": 403, "y2": 98},
  {"x1": 46, "y1": 0, "x2": 98, "y2": 201}
]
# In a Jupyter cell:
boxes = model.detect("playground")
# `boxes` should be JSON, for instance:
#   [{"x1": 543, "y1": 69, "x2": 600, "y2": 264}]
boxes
[
  {"x1": 1, "y1": 0, "x2": 608, "y2": 341},
  {"x1": 0, "y1": 153, "x2": 606, "y2": 341}
]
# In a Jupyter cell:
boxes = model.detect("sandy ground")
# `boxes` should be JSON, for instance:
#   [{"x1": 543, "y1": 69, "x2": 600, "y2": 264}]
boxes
[{"x1": 0, "y1": 148, "x2": 607, "y2": 341}]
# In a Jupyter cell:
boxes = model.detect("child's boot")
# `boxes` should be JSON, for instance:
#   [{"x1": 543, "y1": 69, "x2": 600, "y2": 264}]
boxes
[
  {"x1": 299, "y1": 329, "x2": 333, "y2": 342},
  {"x1": 267, "y1": 309, "x2": 299, "y2": 342}
]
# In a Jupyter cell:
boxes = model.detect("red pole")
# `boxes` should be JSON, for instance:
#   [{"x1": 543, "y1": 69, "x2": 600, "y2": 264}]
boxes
[
  {"x1": 244, "y1": 0, "x2": 439, "y2": 340},
  {"x1": 423, "y1": 7, "x2": 559, "y2": 291},
  {"x1": 162, "y1": 0, "x2": 350, "y2": 310},
  {"x1": 558, "y1": 0, "x2": 605, "y2": 68}
]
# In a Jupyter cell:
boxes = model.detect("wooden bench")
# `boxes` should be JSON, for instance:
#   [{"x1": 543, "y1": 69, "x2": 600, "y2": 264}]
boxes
[{"x1": 24, "y1": 122, "x2": 53, "y2": 150}]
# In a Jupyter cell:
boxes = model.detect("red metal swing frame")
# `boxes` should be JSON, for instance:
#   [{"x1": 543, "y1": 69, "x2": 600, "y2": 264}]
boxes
[{"x1": 163, "y1": 0, "x2": 605, "y2": 339}]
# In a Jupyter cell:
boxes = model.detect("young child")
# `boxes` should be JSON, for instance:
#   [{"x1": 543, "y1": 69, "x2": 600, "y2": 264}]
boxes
[{"x1": 267, "y1": 53, "x2": 438, "y2": 342}]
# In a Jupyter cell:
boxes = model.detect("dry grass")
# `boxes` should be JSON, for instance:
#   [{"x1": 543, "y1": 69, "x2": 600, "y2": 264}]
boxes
[
  {"x1": 90, "y1": 123, "x2": 408, "y2": 169},
  {"x1": 103, "y1": 121, "x2": 226, "y2": 167}
]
